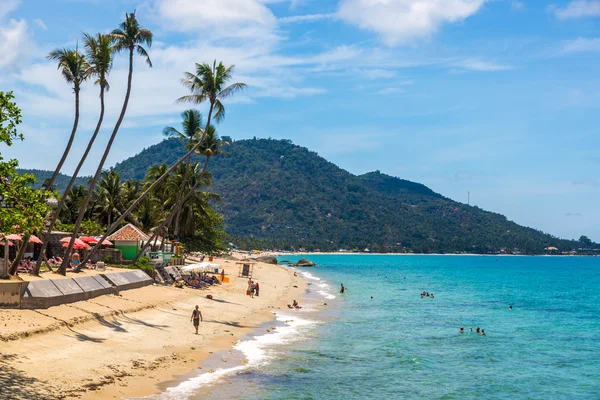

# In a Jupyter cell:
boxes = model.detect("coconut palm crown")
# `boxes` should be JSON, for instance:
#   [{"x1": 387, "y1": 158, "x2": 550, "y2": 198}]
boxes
[
  {"x1": 177, "y1": 61, "x2": 246, "y2": 122},
  {"x1": 109, "y1": 11, "x2": 153, "y2": 66}
]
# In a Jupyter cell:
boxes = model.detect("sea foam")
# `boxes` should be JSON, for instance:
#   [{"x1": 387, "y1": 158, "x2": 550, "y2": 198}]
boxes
[{"x1": 138, "y1": 313, "x2": 318, "y2": 400}]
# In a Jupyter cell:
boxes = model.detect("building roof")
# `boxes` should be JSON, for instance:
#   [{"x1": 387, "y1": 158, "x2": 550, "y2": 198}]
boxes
[{"x1": 107, "y1": 223, "x2": 150, "y2": 241}]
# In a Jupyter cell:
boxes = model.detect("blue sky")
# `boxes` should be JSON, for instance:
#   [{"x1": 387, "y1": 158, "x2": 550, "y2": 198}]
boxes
[{"x1": 1, "y1": 0, "x2": 599, "y2": 242}]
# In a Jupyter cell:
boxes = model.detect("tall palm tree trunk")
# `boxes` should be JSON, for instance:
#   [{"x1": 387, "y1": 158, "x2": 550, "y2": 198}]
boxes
[
  {"x1": 9, "y1": 232, "x2": 31, "y2": 275},
  {"x1": 46, "y1": 88, "x2": 81, "y2": 190},
  {"x1": 60, "y1": 50, "x2": 134, "y2": 274},
  {"x1": 172, "y1": 154, "x2": 191, "y2": 237},
  {"x1": 133, "y1": 157, "x2": 210, "y2": 262},
  {"x1": 83, "y1": 103, "x2": 215, "y2": 265},
  {"x1": 34, "y1": 87, "x2": 106, "y2": 275}
]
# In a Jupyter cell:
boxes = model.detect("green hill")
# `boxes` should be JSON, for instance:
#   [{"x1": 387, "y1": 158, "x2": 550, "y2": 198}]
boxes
[
  {"x1": 17, "y1": 169, "x2": 88, "y2": 192},
  {"x1": 110, "y1": 138, "x2": 587, "y2": 253}
]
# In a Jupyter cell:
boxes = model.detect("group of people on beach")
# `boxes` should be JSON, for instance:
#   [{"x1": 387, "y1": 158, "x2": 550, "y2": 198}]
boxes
[
  {"x1": 246, "y1": 279, "x2": 259, "y2": 298},
  {"x1": 420, "y1": 291, "x2": 434, "y2": 298},
  {"x1": 459, "y1": 327, "x2": 486, "y2": 336},
  {"x1": 288, "y1": 299, "x2": 302, "y2": 309},
  {"x1": 187, "y1": 272, "x2": 220, "y2": 288}
]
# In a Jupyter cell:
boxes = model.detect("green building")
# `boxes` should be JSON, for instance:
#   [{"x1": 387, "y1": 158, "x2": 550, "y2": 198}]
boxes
[{"x1": 107, "y1": 223, "x2": 150, "y2": 261}]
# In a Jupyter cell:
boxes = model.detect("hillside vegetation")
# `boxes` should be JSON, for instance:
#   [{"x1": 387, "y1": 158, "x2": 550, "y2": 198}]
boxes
[{"x1": 111, "y1": 138, "x2": 588, "y2": 253}]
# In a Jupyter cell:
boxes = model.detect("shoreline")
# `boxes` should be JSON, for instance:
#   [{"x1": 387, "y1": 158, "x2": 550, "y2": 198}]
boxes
[
  {"x1": 0, "y1": 256, "x2": 308, "y2": 400},
  {"x1": 269, "y1": 252, "x2": 595, "y2": 257}
]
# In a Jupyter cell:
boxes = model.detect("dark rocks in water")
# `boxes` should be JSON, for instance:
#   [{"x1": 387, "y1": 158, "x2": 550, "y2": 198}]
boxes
[
  {"x1": 254, "y1": 256, "x2": 278, "y2": 265},
  {"x1": 291, "y1": 258, "x2": 317, "y2": 267}
]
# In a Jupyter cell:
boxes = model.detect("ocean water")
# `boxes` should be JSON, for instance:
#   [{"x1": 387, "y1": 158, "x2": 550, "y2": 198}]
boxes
[{"x1": 147, "y1": 255, "x2": 600, "y2": 400}]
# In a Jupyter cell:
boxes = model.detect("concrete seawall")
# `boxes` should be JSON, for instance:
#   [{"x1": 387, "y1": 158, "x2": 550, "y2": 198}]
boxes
[{"x1": 0, "y1": 270, "x2": 153, "y2": 309}]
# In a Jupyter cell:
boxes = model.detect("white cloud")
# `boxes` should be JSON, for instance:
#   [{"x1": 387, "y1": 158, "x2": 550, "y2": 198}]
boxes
[
  {"x1": 0, "y1": 0, "x2": 20, "y2": 19},
  {"x1": 360, "y1": 68, "x2": 397, "y2": 79},
  {"x1": 148, "y1": 0, "x2": 276, "y2": 37},
  {"x1": 33, "y1": 18, "x2": 47, "y2": 30},
  {"x1": 279, "y1": 13, "x2": 335, "y2": 23},
  {"x1": 562, "y1": 37, "x2": 600, "y2": 53},
  {"x1": 511, "y1": 1, "x2": 524, "y2": 10},
  {"x1": 337, "y1": 0, "x2": 485, "y2": 46},
  {"x1": 552, "y1": 0, "x2": 600, "y2": 19},
  {"x1": 0, "y1": 19, "x2": 34, "y2": 70},
  {"x1": 452, "y1": 58, "x2": 514, "y2": 71}
]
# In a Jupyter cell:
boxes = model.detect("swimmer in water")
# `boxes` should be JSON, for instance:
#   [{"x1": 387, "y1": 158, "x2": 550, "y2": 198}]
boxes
[
  {"x1": 370, "y1": 296, "x2": 373, "y2": 299},
  {"x1": 480, "y1": 329, "x2": 486, "y2": 336},
  {"x1": 509, "y1": 305, "x2": 513, "y2": 310},
  {"x1": 476, "y1": 327, "x2": 480, "y2": 334},
  {"x1": 340, "y1": 284, "x2": 345, "y2": 294},
  {"x1": 459, "y1": 327, "x2": 465, "y2": 334}
]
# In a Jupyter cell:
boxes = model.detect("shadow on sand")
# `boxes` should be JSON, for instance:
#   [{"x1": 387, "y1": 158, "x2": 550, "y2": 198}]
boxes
[{"x1": 0, "y1": 354, "x2": 61, "y2": 400}]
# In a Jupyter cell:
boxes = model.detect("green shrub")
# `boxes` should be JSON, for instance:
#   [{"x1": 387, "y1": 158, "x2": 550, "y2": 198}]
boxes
[{"x1": 132, "y1": 256, "x2": 154, "y2": 278}]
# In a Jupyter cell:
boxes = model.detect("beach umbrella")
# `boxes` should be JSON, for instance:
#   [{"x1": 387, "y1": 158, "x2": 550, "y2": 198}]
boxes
[
  {"x1": 62, "y1": 242, "x2": 91, "y2": 250},
  {"x1": 60, "y1": 238, "x2": 89, "y2": 248},
  {"x1": 79, "y1": 236, "x2": 99, "y2": 244},
  {"x1": 0, "y1": 239, "x2": 14, "y2": 247},
  {"x1": 29, "y1": 235, "x2": 43, "y2": 244},
  {"x1": 6, "y1": 234, "x2": 22, "y2": 241},
  {"x1": 100, "y1": 239, "x2": 113, "y2": 246}
]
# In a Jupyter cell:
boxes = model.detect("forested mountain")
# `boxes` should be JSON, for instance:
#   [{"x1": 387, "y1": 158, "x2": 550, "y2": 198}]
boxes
[
  {"x1": 25, "y1": 138, "x2": 594, "y2": 253},
  {"x1": 113, "y1": 138, "x2": 588, "y2": 253},
  {"x1": 17, "y1": 169, "x2": 87, "y2": 192}
]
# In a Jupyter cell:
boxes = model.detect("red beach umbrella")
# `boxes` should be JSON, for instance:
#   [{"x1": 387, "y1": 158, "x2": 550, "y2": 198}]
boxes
[
  {"x1": 29, "y1": 235, "x2": 43, "y2": 244},
  {"x1": 79, "y1": 236, "x2": 99, "y2": 244},
  {"x1": 0, "y1": 239, "x2": 14, "y2": 246},
  {"x1": 62, "y1": 242, "x2": 91, "y2": 250},
  {"x1": 60, "y1": 238, "x2": 89, "y2": 248},
  {"x1": 6, "y1": 234, "x2": 22, "y2": 241}
]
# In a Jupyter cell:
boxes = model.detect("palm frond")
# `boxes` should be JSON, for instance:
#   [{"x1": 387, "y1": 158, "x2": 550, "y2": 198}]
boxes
[
  {"x1": 218, "y1": 82, "x2": 247, "y2": 99},
  {"x1": 136, "y1": 45, "x2": 152, "y2": 67}
]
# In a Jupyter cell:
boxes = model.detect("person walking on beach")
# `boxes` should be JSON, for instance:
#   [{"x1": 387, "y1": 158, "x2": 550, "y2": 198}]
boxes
[
  {"x1": 255, "y1": 282, "x2": 260, "y2": 297},
  {"x1": 191, "y1": 305, "x2": 203, "y2": 334},
  {"x1": 340, "y1": 284, "x2": 345, "y2": 294}
]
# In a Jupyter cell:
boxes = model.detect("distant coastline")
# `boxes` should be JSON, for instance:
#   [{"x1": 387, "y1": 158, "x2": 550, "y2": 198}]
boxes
[{"x1": 270, "y1": 252, "x2": 597, "y2": 257}]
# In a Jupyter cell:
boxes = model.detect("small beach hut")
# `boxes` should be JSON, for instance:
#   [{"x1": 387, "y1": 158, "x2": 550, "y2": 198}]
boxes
[{"x1": 107, "y1": 223, "x2": 150, "y2": 261}]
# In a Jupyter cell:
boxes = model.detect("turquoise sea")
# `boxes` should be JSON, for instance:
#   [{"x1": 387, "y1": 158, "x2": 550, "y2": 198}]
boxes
[{"x1": 149, "y1": 255, "x2": 600, "y2": 400}]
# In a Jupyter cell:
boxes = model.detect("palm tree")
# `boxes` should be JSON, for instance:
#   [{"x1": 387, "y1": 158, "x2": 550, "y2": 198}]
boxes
[
  {"x1": 83, "y1": 61, "x2": 245, "y2": 265},
  {"x1": 45, "y1": 48, "x2": 91, "y2": 191},
  {"x1": 96, "y1": 170, "x2": 122, "y2": 227},
  {"x1": 35, "y1": 33, "x2": 113, "y2": 275},
  {"x1": 61, "y1": 12, "x2": 152, "y2": 274},
  {"x1": 60, "y1": 184, "x2": 89, "y2": 223},
  {"x1": 121, "y1": 179, "x2": 142, "y2": 219},
  {"x1": 134, "y1": 195, "x2": 162, "y2": 234},
  {"x1": 133, "y1": 129, "x2": 227, "y2": 261},
  {"x1": 163, "y1": 109, "x2": 203, "y2": 235},
  {"x1": 144, "y1": 163, "x2": 170, "y2": 212}
]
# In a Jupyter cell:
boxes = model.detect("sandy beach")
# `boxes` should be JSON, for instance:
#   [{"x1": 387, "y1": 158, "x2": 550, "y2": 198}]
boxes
[{"x1": 0, "y1": 256, "x2": 306, "y2": 400}]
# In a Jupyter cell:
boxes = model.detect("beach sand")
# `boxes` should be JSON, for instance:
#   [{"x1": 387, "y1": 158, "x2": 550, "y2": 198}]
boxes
[{"x1": 0, "y1": 256, "x2": 305, "y2": 400}]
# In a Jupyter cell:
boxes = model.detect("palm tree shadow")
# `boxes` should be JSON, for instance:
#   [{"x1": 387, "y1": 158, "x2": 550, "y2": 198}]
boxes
[
  {"x1": 60, "y1": 323, "x2": 106, "y2": 343},
  {"x1": 208, "y1": 298, "x2": 241, "y2": 305},
  {"x1": 119, "y1": 314, "x2": 169, "y2": 330},
  {"x1": 91, "y1": 312, "x2": 127, "y2": 333},
  {"x1": 205, "y1": 319, "x2": 255, "y2": 328},
  {"x1": 0, "y1": 354, "x2": 61, "y2": 399}
]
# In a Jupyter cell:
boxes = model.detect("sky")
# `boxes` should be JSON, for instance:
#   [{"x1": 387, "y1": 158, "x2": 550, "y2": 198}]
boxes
[{"x1": 1, "y1": 0, "x2": 599, "y2": 242}]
